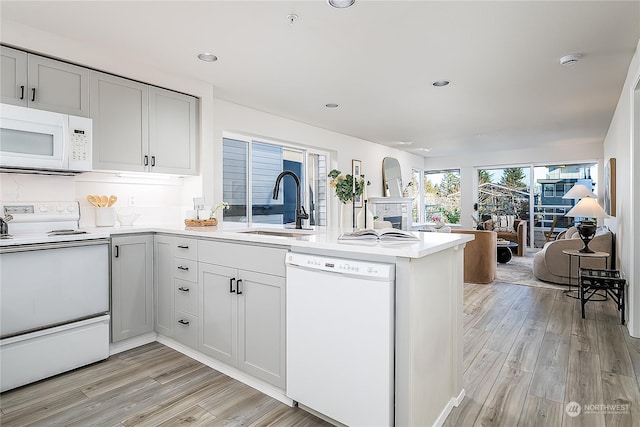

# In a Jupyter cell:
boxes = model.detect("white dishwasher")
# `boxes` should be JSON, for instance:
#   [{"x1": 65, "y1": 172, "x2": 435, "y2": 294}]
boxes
[{"x1": 285, "y1": 252, "x2": 395, "y2": 427}]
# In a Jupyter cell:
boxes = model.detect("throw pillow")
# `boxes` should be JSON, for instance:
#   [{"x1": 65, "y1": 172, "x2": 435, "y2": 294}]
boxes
[{"x1": 492, "y1": 215, "x2": 512, "y2": 232}]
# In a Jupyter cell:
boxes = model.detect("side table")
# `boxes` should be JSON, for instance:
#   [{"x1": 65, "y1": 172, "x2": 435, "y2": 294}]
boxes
[
  {"x1": 562, "y1": 249, "x2": 609, "y2": 299},
  {"x1": 579, "y1": 268, "x2": 626, "y2": 324}
]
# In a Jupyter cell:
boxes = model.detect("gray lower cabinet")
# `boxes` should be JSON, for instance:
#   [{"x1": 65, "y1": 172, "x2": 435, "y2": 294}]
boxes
[
  {"x1": 199, "y1": 240, "x2": 287, "y2": 389},
  {"x1": 1, "y1": 46, "x2": 89, "y2": 116},
  {"x1": 111, "y1": 234, "x2": 154, "y2": 342},
  {"x1": 154, "y1": 235, "x2": 198, "y2": 348}
]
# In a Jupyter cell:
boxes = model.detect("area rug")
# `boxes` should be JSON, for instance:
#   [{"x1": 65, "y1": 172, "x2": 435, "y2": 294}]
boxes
[{"x1": 494, "y1": 251, "x2": 567, "y2": 290}]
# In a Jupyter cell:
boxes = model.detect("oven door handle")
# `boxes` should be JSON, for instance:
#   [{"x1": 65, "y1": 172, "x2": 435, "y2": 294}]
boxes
[{"x1": 0, "y1": 238, "x2": 110, "y2": 254}]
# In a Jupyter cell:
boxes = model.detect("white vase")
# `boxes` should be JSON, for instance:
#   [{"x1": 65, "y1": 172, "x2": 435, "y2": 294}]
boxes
[
  {"x1": 340, "y1": 201, "x2": 354, "y2": 234},
  {"x1": 356, "y1": 206, "x2": 375, "y2": 229}
]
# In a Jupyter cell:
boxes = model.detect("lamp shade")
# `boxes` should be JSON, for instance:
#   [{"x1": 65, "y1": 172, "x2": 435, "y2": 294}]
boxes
[
  {"x1": 565, "y1": 197, "x2": 610, "y2": 219},
  {"x1": 562, "y1": 183, "x2": 596, "y2": 199}
]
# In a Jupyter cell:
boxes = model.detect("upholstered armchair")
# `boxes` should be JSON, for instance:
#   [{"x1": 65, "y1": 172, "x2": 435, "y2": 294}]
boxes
[
  {"x1": 483, "y1": 216, "x2": 527, "y2": 256},
  {"x1": 533, "y1": 227, "x2": 613, "y2": 285}
]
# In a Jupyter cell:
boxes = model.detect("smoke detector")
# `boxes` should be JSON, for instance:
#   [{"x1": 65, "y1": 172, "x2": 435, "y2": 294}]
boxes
[{"x1": 560, "y1": 54, "x2": 581, "y2": 66}]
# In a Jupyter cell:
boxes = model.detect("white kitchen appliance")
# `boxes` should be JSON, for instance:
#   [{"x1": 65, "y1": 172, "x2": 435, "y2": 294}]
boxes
[
  {"x1": 0, "y1": 103, "x2": 92, "y2": 174},
  {"x1": 0, "y1": 201, "x2": 109, "y2": 392},
  {"x1": 285, "y1": 252, "x2": 395, "y2": 426}
]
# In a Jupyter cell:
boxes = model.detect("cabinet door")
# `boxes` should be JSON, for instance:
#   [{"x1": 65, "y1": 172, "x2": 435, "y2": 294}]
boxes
[
  {"x1": 148, "y1": 86, "x2": 198, "y2": 175},
  {"x1": 90, "y1": 71, "x2": 149, "y2": 172},
  {"x1": 27, "y1": 55, "x2": 89, "y2": 117},
  {"x1": 200, "y1": 263, "x2": 238, "y2": 366},
  {"x1": 1, "y1": 46, "x2": 28, "y2": 107},
  {"x1": 154, "y1": 235, "x2": 174, "y2": 337},
  {"x1": 111, "y1": 235, "x2": 154, "y2": 342},
  {"x1": 237, "y1": 270, "x2": 286, "y2": 388}
]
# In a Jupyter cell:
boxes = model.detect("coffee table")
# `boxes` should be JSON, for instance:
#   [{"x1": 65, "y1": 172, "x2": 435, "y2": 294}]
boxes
[{"x1": 497, "y1": 240, "x2": 518, "y2": 263}]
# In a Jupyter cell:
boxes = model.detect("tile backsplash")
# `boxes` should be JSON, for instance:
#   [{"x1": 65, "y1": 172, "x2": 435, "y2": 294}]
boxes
[{"x1": 1, "y1": 172, "x2": 197, "y2": 227}]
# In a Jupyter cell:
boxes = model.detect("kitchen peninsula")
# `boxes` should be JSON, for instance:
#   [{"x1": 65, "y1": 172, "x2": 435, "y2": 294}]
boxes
[{"x1": 104, "y1": 225, "x2": 473, "y2": 427}]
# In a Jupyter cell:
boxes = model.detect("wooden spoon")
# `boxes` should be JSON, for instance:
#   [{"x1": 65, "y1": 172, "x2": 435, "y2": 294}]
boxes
[
  {"x1": 107, "y1": 195, "x2": 117, "y2": 207},
  {"x1": 87, "y1": 195, "x2": 100, "y2": 207},
  {"x1": 100, "y1": 195, "x2": 108, "y2": 208}
]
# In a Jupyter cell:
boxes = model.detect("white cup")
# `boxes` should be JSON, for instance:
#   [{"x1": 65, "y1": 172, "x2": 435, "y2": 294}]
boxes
[
  {"x1": 198, "y1": 209, "x2": 210, "y2": 220},
  {"x1": 95, "y1": 207, "x2": 116, "y2": 227},
  {"x1": 185, "y1": 210, "x2": 197, "y2": 220}
]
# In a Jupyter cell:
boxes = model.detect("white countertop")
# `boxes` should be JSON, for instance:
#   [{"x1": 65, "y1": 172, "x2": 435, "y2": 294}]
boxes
[{"x1": 89, "y1": 223, "x2": 473, "y2": 259}]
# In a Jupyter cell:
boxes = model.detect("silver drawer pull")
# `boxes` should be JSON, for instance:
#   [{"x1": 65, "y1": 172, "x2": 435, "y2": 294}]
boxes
[
  {"x1": 177, "y1": 265, "x2": 189, "y2": 271},
  {"x1": 177, "y1": 245, "x2": 189, "y2": 249},
  {"x1": 178, "y1": 319, "x2": 190, "y2": 326},
  {"x1": 178, "y1": 286, "x2": 190, "y2": 292}
]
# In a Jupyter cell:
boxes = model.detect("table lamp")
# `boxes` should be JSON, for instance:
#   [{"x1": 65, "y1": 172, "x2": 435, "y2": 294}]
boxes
[
  {"x1": 562, "y1": 183, "x2": 596, "y2": 200},
  {"x1": 565, "y1": 197, "x2": 609, "y2": 253}
]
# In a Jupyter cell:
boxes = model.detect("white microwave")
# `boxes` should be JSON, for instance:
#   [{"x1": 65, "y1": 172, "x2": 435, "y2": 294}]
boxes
[{"x1": 0, "y1": 103, "x2": 92, "y2": 174}]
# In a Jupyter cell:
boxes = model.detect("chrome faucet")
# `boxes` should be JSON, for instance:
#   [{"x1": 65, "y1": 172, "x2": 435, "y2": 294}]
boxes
[
  {"x1": 0, "y1": 214, "x2": 13, "y2": 236},
  {"x1": 272, "y1": 171, "x2": 309, "y2": 229}
]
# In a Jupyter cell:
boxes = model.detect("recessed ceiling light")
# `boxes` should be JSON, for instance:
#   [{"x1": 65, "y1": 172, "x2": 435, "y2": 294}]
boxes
[
  {"x1": 328, "y1": 0, "x2": 355, "y2": 8},
  {"x1": 197, "y1": 53, "x2": 218, "y2": 62},
  {"x1": 560, "y1": 53, "x2": 581, "y2": 66},
  {"x1": 325, "y1": 103, "x2": 339, "y2": 108},
  {"x1": 432, "y1": 80, "x2": 450, "y2": 87},
  {"x1": 395, "y1": 141, "x2": 414, "y2": 146},
  {"x1": 417, "y1": 148, "x2": 432, "y2": 152}
]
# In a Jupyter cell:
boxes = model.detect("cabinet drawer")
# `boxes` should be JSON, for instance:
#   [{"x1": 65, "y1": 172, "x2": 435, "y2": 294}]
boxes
[
  {"x1": 173, "y1": 258, "x2": 197, "y2": 282},
  {"x1": 174, "y1": 310, "x2": 198, "y2": 349},
  {"x1": 173, "y1": 238, "x2": 197, "y2": 260},
  {"x1": 198, "y1": 240, "x2": 287, "y2": 277},
  {"x1": 175, "y1": 279, "x2": 198, "y2": 316}
]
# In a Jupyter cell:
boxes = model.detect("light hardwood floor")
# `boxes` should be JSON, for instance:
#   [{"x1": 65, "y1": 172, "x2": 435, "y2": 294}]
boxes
[
  {"x1": 1, "y1": 282, "x2": 638, "y2": 426},
  {"x1": 445, "y1": 282, "x2": 640, "y2": 427}
]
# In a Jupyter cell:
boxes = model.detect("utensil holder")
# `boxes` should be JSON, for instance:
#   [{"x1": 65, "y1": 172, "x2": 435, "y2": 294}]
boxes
[{"x1": 96, "y1": 207, "x2": 116, "y2": 227}]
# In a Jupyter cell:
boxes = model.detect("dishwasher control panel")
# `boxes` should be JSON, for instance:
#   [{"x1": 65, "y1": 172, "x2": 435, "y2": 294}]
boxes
[{"x1": 286, "y1": 252, "x2": 394, "y2": 280}]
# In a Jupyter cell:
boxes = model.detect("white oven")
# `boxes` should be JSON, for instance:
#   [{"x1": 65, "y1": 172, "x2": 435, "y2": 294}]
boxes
[
  {"x1": 0, "y1": 103, "x2": 92, "y2": 173},
  {"x1": 0, "y1": 201, "x2": 109, "y2": 392}
]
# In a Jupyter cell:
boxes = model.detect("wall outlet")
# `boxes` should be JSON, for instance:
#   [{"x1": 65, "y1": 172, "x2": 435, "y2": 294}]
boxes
[{"x1": 128, "y1": 194, "x2": 136, "y2": 206}]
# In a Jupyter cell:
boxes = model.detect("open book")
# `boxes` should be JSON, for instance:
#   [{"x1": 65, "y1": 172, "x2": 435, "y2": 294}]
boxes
[{"x1": 339, "y1": 228, "x2": 419, "y2": 241}]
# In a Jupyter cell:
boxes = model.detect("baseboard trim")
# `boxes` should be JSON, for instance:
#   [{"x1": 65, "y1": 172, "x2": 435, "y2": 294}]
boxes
[
  {"x1": 156, "y1": 335, "x2": 294, "y2": 407},
  {"x1": 109, "y1": 332, "x2": 157, "y2": 355},
  {"x1": 433, "y1": 388, "x2": 466, "y2": 427}
]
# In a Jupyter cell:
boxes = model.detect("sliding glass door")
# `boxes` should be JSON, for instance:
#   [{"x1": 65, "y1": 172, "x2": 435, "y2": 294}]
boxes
[{"x1": 477, "y1": 163, "x2": 597, "y2": 248}]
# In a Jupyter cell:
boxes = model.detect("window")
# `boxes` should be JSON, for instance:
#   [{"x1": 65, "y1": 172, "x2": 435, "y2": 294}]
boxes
[
  {"x1": 533, "y1": 163, "x2": 597, "y2": 245},
  {"x1": 477, "y1": 167, "x2": 530, "y2": 221},
  {"x1": 222, "y1": 136, "x2": 327, "y2": 227},
  {"x1": 423, "y1": 169, "x2": 461, "y2": 224}
]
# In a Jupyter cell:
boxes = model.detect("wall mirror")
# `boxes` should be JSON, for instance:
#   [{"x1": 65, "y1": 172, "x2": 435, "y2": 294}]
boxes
[{"x1": 382, "y1": 157, "x2": 403, "y2": 197}]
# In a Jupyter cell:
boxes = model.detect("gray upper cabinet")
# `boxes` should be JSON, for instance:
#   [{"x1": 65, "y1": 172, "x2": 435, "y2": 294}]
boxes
[
  {"x1": 90, "y1": 71, "x2": 149, "y2": 173},
  {"x1": 1, "y1": 46, "x2": 27, "y2": 106},
  {"x1": 149, "y1": 87, "x2": 197, "y2": 175},
  {"x1": 1, "y1": 46, "x2": 89, "y2": 117},
  {"x1": 111, "y1": 234, "x2": 154, "y2": 342},
  {"x1": 90, "y1": 71, "x2": 198, "y2": 175}
]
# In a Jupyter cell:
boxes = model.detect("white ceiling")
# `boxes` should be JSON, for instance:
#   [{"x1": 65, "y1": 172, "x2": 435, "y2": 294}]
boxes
[{"x1": 2, "y1": 1, "x2": 639, "y2": 157}]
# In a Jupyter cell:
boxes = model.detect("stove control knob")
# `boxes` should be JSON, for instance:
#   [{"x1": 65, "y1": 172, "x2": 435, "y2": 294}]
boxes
[
  {"x1": 39, "y1": 206, "x2": 48, "y2": 213},
  {"x1": 67, "y1": 205, "x2": 76, "y2": 212},
  {"x1": 56, "y1": 206, "x2": 64, "y2": 212}
]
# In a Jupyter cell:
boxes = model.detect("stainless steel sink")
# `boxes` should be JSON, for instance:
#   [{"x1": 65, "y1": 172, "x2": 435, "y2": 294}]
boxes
[{"x1": 240, "y1": 230, "x2": 309, "y2": 238}]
